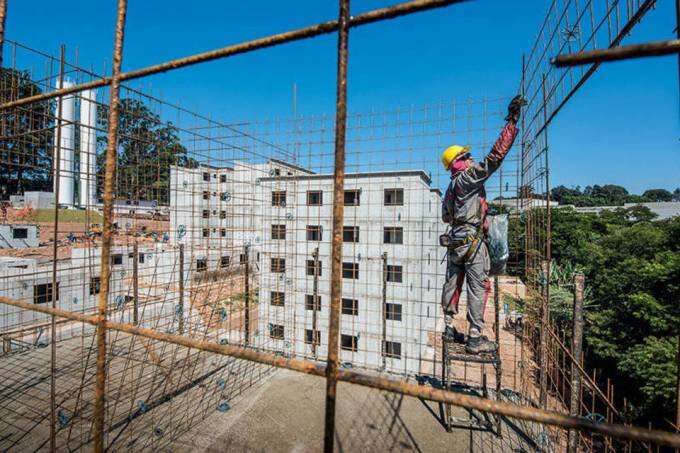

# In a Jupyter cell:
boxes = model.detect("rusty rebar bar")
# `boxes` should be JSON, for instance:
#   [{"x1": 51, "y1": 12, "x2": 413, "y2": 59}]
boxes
[
  {"x1": 532, "y1": 0, "x2": 657, "y2": 140},
  {"x1": 0, "y1": 295, "x2": 679, "y2": 448},
  {"x1": 0, "y1": 0, "x2": 6, "y2": 68},
  {"x1": 244, "y1": 244, "x2": 250, "y2": 345},
  {"x1": 94, "y1": 1, "x2": 128, "y2": 451},
  {"x1": 381, "y1": 251, "x2": 388, "y2": 371},
  {"x1": 324, "y1": 1, "x2": 350, "y2": 451},
  {"x1": 178, "y1": 243, "x2": 185, "y2": 335},
  {"x1": 568, "y1": 272, "x2": 585, "y2": 453},
  {"x1": 552, "y1": 39, "x2": 680, "y2": 67},
  {"x1": 539, "y1": 73, "x2": 551, "y2": 410},
  {"x1": 0, "y1": 0, "x2": 470, "y2": 112},
  {"x1": 133, "y1": 241, "x2": 139, "y2": 325},
  {"x1": 312, "y1": 247, "x2": 320, "y2": 358},
  {"x1": 49, "y1": 43, "x2": 66, "y2": 453}
]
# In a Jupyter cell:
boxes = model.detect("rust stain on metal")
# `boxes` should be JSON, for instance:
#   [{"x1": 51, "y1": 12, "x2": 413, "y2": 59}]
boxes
[
  {"x1": 94, "y1": 1, "x2": 128, "y2": 451},
  {"x1": 0, "y1": 295, "x2": 679, "y2": 448},
  {"x1": 323, "y1": 1, "x2": 351, "y2": 452}
]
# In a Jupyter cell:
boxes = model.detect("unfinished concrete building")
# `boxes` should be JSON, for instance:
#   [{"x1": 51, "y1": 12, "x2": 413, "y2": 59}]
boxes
[{"x1": 257, "y1": 170, "x2": 445, "y2": 375}]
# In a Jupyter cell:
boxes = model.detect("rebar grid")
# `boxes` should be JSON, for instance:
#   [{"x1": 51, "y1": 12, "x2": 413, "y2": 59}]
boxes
[
  {"x1": 518, "y1": 0, "x2": 672, "y2": 451},
  {"x1": 0, "y1": 0, "x2": 678, "y2": 452}
]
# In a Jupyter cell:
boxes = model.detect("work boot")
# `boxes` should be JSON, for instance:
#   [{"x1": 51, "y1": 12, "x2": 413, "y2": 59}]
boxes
[
  {"x1": 443, "y1": 325, "x2": 466, "y2": 344},
  {"x1": 465, "y1": 335, "x2": 498, "y2": 354}
]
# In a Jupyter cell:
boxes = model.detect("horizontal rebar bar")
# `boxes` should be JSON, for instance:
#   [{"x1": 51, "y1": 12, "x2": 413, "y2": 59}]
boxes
[
  {"x1": 0, "y1": 0, "x2": 470, "y2": 111},
  {"x1": 1, "y1": 295, "x2": 679, "y2": 448},
  {"x1": 552, "y1": 39, "x2": 680, "y2": 67}
]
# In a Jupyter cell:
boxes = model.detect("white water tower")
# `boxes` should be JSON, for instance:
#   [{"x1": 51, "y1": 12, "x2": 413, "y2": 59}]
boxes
[
  {"x1": 79, "y1": 89, "x2": 97, "y2": 208},
  {"x1": 53, "y1": 79, "x2": 76, "y2": 207}
]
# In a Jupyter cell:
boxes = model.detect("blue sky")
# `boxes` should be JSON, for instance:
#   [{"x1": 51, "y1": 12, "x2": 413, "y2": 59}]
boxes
[{"x1": 6, "y1": 0, "x2": 679, "y2": 194}]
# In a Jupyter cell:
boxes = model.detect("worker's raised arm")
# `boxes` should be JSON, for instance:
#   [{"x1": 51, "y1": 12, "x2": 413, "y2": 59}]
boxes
[{"x1": 465, "y1": 95, "x2": 524, "y2": 181}]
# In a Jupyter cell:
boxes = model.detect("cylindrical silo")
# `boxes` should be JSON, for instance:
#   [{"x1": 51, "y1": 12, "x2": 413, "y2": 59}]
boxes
[
  {"x1": 53, "y1": 79, "x2": 75, "y2": 207},
  {"x1": 79, "y1": 89, "x2": 97, "y2": 208}
]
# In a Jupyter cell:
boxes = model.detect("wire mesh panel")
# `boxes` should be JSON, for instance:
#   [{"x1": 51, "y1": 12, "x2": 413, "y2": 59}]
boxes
[
  {"x1": 518, "y1": 0, "x2": 661, "y2": 451},
  {"x1": 0, "y1": 42, "x2": 276, "y2": 450},
  {"x1": 0, "y1": 0, "x2": 677, "y2": 451}
]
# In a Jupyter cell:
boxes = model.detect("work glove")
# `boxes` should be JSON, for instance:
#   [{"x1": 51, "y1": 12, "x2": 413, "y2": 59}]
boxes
[{"x1": 505, "y1": 94, "x2": 527, "y2": 124}]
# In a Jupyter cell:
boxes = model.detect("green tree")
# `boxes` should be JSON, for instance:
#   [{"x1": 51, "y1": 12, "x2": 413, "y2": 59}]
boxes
[
  {"x1": 97, "y1": 98, "x2": 196, "y2": 204},
  {"x1": 583, "y1": 184, "x2": 629, "y2": 206},
  {"x1": 641, "y1": 188, "x2": 673, "y2": 202},
  {"x1": 550, "y1": 185, "x2": 582, "y2": 205},
  {"x1": 548, "y1": 208, "x2": 680, "y2": 426},
  {"x1": 0, "y1": 68, "x2": 54, "y2": 197}
]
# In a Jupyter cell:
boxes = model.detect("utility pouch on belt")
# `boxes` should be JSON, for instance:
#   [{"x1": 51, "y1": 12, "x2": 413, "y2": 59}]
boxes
[{"x1": 439, "y1": 233, "x2": 455, "y2": 248}]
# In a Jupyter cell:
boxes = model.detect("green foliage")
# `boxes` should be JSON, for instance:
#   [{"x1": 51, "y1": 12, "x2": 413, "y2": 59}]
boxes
[
  {"x1": 619, "y1": 337, "x2": 678, "y2": 419},
  {"x1": 97, "y1": 98, "x2": 197, "y2": 204},
  {"x1": 642, "y1": 189, "x2": 673, "y2": 202},
  {"x1": 547, "y1": 207, "x2": 679, "y2": 426},
  {"x1": 0, "y1": 68, "x2": 54, "y2": 196}
]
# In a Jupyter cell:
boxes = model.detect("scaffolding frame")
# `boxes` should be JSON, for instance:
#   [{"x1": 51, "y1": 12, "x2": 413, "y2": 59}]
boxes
[{"x1": 0, "y1": 0, "x2": 678, "y2": 451}]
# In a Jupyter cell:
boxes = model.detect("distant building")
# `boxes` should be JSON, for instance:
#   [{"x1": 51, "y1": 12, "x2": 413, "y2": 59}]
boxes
[
  {"x1": 108, "y1": 199, "x2": 161, "y2": 217},
  {"x1": 168, "y1": 159, "x2": 312, "y2": 259},
  {"x1": 0, "y1": 224, "x2": 40, "y2": 249},
  {"x1": 256, "y1": 169, "x2": 444, "y2": 375},
  {"x1": 10, "y1": 192, "x2": 54, "y2": 210},
  {"x1": 562, "y1": 201, "x2": 680, "y2": 220},
  {"x1": 489, "y1": 197, "x2": 559, "y2": 213}
]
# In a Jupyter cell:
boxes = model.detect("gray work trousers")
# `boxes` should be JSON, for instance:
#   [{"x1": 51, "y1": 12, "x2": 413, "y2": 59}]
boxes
[{"x1": 440, "y1": 240, "x2": 491, "y2": 336}]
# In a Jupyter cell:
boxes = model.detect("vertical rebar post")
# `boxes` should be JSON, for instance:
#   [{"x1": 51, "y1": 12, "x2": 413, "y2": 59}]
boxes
[
  {"x1": 568, "y1": 272, "x2": 585, "y2": 453},
  {"x1": 49, "y1": 43, "x2": 66, "y2": 453},
  {"x1": 519, "y1": 54, "x2": 528, "y2": 277},
  {"x1": 244, "y1": 244, "x2": 250, "y2": 346},
  {"x1": 312, "y1": 247, "x2": 319, "y2": 358},
  {"x1": 539, "y1": 73, "x2": 551, "y2": 410},
  {"x1": 94, "y1": 1, "x2": 128, "y2": 450},
  {"x1": 494, "y1": 275, "x2": 502, "y2": 435},
  {"x1": 381, "y1": 252, "x2": 388, "y2": 371},
  {"x1": 178, "y1": 243, "x2": 184, "y2": 335},
  {"x1": 542, "y1": 74, "x2": 551, "y2": 291},
  {"x1": 324, "y1": 1, "x2": 350, "y2": 451},
  {"x1": 133, "y1": 241, "x2": 139, "y2": 325},
  {"x1": 0, "y1": 0, "x2": 6, "y2": 68},
  {"x1": 540, "y1": 259, "x2": 550, "y2": 409}
]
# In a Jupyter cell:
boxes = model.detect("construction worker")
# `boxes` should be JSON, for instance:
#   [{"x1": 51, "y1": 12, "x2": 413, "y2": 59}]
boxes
[{"x1": 439, "y1": 95, "x2": 525, "y2": 354}]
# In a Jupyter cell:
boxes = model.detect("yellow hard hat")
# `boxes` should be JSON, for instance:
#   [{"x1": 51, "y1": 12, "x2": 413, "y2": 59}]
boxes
[{"x1": 441, "y1": 145, "x2": 470, "y2": 170}]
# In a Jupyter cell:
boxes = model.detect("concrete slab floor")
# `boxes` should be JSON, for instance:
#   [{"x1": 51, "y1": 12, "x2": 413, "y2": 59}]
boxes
[{"x1": 172, "y1": 368, "x2": 489, "y2": 453}]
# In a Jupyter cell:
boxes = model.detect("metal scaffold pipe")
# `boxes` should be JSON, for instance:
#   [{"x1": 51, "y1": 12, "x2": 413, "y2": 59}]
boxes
[
  {"x1": 94, "y1": 0, "x2": 128, "y2": 451},
  {"x1": 552, "y1": 39, "x2": 680, "y2": 67},
  {"x1": 0, "y1": 295, "x2": 679, "y2": 448},
  {"x1": 324, "y1": 1, "x2": 350, "y2": 451}
]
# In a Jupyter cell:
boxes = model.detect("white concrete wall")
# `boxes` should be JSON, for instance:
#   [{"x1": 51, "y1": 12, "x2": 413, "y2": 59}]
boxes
[
  {"x1": 0, "y1": 224, "x2": 40, "y2": 248},
  {"x1": 256, "y1": 172, "x2": 445, "y2": 376},
  {"x1": 24, "y1": 192, "x2": 55, "y2": 210}
]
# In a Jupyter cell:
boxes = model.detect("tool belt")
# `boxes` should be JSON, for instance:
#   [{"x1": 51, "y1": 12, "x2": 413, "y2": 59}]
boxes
[
  {"x1": 440, "y1": 234, "x2": 483, "y2": 263},
  {"x1": 439, "y1": 232, "x2": 477, "y2": 249}
]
